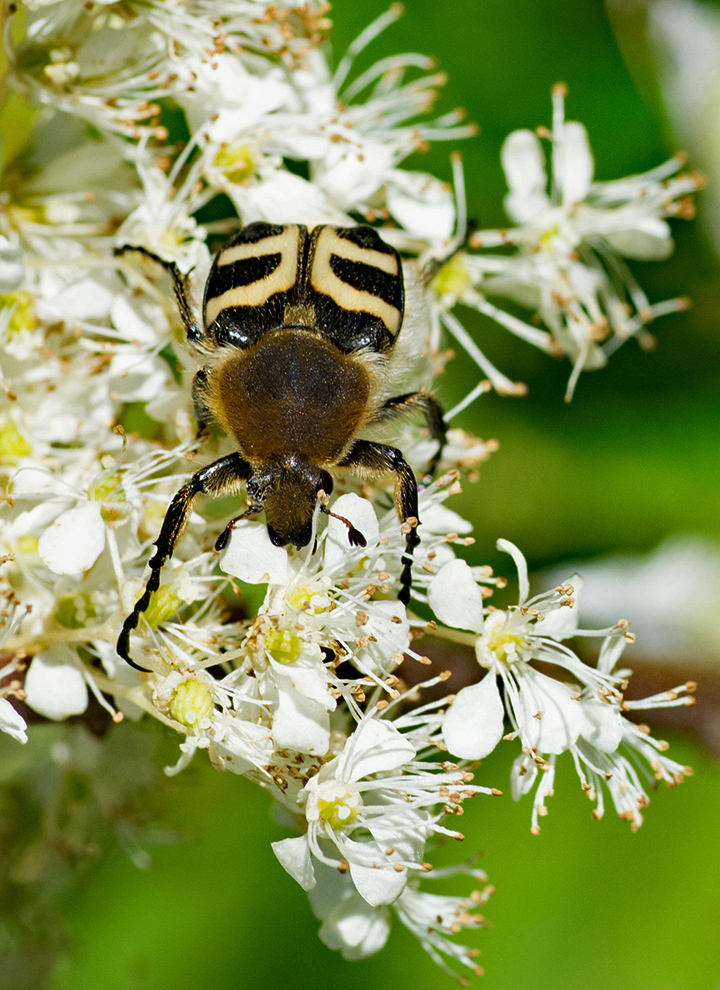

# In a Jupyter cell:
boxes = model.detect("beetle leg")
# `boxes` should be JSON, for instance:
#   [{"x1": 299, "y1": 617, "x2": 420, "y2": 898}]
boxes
[
  {"x1": 337, "y1": 439, "x2": 419, "y2": 606},
  {"x1": 191, "y1": 367, "x2": 213, "y2": 440},
  {"x1": 117, "y1": 452, "x2": 252, "y2": 670},
  {"x1": 114, "y1": 244, "x2": 204, "y2": 345},
  {"x1": 370, "y1": 390, "x2": 447, "y2": 481}
]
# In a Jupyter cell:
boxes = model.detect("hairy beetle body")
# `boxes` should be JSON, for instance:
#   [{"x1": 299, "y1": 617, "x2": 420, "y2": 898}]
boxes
[{"x1": 116, "y1": 222, "x2": 448, "y2": 669}]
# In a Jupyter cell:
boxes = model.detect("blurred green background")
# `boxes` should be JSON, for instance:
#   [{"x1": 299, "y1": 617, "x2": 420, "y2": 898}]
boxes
[{"x1": 4, "y1": 0, "x2": 720, "y2": 987}]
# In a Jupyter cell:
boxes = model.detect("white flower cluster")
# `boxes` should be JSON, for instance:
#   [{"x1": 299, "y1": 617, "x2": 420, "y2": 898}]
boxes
[{"x1": 0, "y1": 0, "x2": 697, "y2": 979}]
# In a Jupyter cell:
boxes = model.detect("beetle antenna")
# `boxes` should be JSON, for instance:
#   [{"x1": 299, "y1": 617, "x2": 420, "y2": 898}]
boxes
[{"x1": 320, "y1": 505, "x2": 367, "y2": 548}]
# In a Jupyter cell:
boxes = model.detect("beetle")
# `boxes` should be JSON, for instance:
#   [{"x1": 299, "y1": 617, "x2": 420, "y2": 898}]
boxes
[{"x1": 116, "y1": 222, "x2": 448, "y2": 670}]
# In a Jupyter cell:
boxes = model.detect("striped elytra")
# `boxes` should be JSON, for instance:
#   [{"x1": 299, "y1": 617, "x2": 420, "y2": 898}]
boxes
[{"x1": 203, "y1": 222, "x2": 404, "y2": 353}]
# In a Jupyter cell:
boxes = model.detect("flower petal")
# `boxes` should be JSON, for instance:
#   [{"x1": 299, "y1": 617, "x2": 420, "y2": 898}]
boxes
[
  {"x1": 323, "y1": 494, "x2": 379, "y2": 570},
  {"x1": 272, "y1": 677, "x2": 331, "y2": 756},
  {"x1": 580, "y1": 699, "x2": 623, "y2": 753},
  {"x1": 24, "y1": 645, "x2": 89, "y2": 721},
  {"x1": 355, "y1": 601, "x2": 409, "y2": 675},
  {"x1": 319, "y1": 893, "x2": 390, "y2": 959},
  {"x1": 349, "y1": 858, "x2": 408, "y2": 907},
  {"x1": 38, "y1": 502, "x2": 105, "y2": 575},
  {"x1": 272, "y1": 835, "x2": 316, "y2": 891},
  {"x1": 497, "y1": 538, "x2": 529, "y2": 604},
  {"x1": 442, "y1": 675, "x2": 504, "y2": 759},
  {"x1": 604, "y1": 219, "x2": 673, "y2": 260},
  {"x1": 559, "y1": 122, "x2": 594, "y2": 204},
  {"x1": 501, "y1": 129, "x2": 550, "y2": 223},
  {"x1": 515, "y1": 671, "x2": 583, "y2": 754},
  {"x1": 419, "y1": 503, "x2": 473, "y2": 535},
  {"x1": 0, "y1": 697, "x2": 28, "y2": 743},
  {"x1": 219, "y1": 519, "x2": 290, "y2": 585},
  {"x1": 386, "y1": 169, "x2": 456, "y2": 240},
  {"x1": 340, "y1": 717, "x2": 415, "y2": 782},
  {"x1": 427, "y1": 558, "x2": 484, "y2": 633}
]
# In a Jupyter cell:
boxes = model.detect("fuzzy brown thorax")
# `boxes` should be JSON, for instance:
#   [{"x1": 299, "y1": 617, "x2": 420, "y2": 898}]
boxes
[{"x1": 207, "y1": 328, "x2": 372, "y2": 466}]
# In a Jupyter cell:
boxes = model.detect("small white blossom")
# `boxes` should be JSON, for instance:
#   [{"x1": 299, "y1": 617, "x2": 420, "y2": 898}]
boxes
[
  {"x1": 309, "y1": 856, "x2": 491, "y2": 980},
  {"x1": 430, "y1": 87, "x2": 701, "y2": 399},
  {"x1": 431, "y1": 540, "x2": 694, "y2": 831},
  {"x1": 432, "y1": 540, "x2": 613, "y2": 760},
  {"x1": 272, "y1": 710, "x2": 483, "y2": 907}
]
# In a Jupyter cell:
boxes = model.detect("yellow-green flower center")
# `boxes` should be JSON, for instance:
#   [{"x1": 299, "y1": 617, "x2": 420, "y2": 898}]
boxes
[
  {"x1": 266, "y1": 628, "x2": 302, "y2": 664},
  {"x1": 214, "y1": 142, "x2": 256, "y2": 184},
  {"x1": 538, "y1": 224, "x2": 561, "y2": 250},
  {"x1": 478, "y1": 611, "x2": 528, "y2": 666},
  {"x1": 56, "y1": 593, "x2": 96, "y2": 629},
  {"x1": 0, "y1": 418, "x2": 31, "y2": 463},
  {"x1": 489, "y1": 629, "x2": 527, "y2": 662},
  {"x1": 0, "y1": 291, "x2": 36, "y2": 334},
  {"x1": 90, "y1": 470, "x2": 126, "y2": 503},
  {"x1": 285, "y1": 583, "x2": 326, "y2": 613},
  {"x1": 144, "y1": 586, "x2": 183, "y2": 629},
  {"x1": 431, "y1": 253, "x2": 471, "y2": 297},
  {"x1": 316, "y1": 786, "x2": 362, "y2": 830},
  {"x1": 169, "y1": 679, "x2": 214, "y2": 728},
  {"x1": 17, "y1": 535, "x2": 38, "y2": 556}
]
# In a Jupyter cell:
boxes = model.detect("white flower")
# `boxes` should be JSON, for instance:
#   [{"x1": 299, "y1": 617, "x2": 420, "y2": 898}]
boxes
[
  {"x1": 431, "y1": 87, "x2": 700, "y2": 399},
  {"x1": 430, "y1": 540, "x2": 694, "y2": 832},
  {"x1": 393, "y1": 870, "x2": 491, "y2": 981},
  {"x1": 308, "y1": 855, "x2": 491, "y2": 980},
  {"x1": 432, "y1": 540, "x2": 615, "y2": 760},
  {"x1": 272, "y1": 712, "x2": 479, "y2": 906},
  {"x1": 509, "y1": 673, "x2": 695, "y2": 834}
]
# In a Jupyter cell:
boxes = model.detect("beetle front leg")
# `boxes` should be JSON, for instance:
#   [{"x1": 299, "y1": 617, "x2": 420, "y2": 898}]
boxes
[
  {"x1": 370, "y1": 390, "x2": 447, "y2": 481},
  {"x1": 117, "y1": 452, "x2": 252, "y2": 670},
  {"x1": 338, "y1": 439, "x2": 420, "y2": 606}
]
